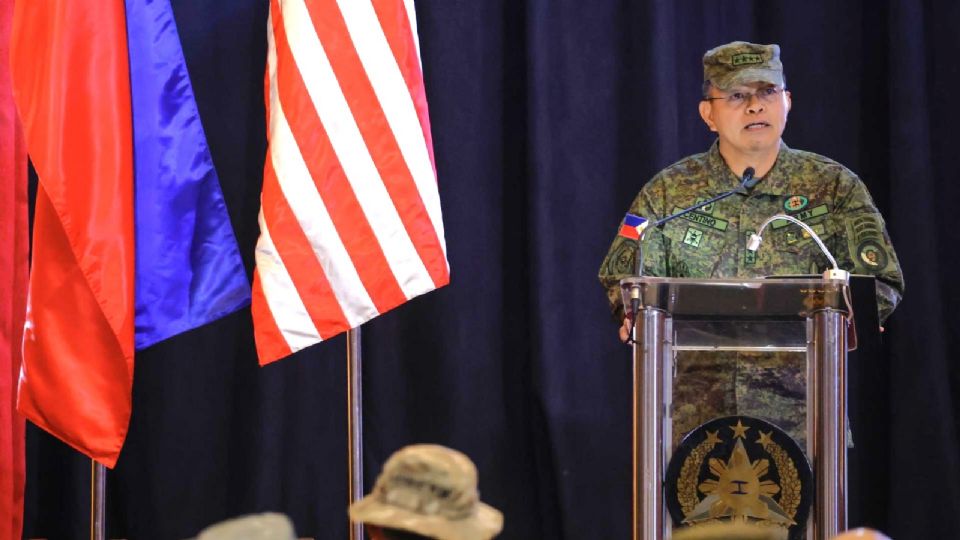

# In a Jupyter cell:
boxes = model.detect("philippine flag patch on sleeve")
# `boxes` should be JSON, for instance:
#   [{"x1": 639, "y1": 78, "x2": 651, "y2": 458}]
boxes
[{"x1": 618, "y1": 213, "x2": 647, "y2": 240}]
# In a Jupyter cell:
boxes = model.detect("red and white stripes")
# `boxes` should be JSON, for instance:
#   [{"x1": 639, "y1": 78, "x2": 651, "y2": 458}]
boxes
[{"x1": 253, "y1": 0, "x2": 448, "y2": 364}]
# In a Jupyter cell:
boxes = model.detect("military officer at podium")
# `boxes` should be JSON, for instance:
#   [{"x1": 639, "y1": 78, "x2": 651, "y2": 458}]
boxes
[{"x1": 598, "y1": 41, "x2": 904, "y2": 446}]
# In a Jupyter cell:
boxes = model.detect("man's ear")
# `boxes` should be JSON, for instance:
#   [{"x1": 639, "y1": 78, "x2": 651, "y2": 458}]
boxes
[
  {"x1": 784, "y1": 90, "x2": 792, "y2": 113},
  {"x1": 698, "y1": 100, "x2": 717, "y2": 132}
]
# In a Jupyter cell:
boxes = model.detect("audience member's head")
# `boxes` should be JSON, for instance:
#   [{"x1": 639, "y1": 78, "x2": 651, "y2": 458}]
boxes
[
  {"x1": 833, "y1": 528, "x2": 893, "y2": 540},
  {"x1": 193, "y1": 512, "x2": 296, "y2": 540},
  {"x1": 349, "y1": 444, "x2": 503, "y2": 540}
]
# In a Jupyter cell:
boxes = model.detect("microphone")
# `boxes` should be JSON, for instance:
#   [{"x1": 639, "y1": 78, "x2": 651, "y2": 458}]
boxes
[
  {"x1": 633, "y1": 167, "x2": 757, "y2": 276},
  {"x1": 740, "y1": 167, "x2": 758, "y2": 191}
]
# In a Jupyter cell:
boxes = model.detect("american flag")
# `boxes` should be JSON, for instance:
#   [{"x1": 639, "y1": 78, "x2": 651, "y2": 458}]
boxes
[{"x1": 253, "y1": 0, "x2": 449, "y2": 364}]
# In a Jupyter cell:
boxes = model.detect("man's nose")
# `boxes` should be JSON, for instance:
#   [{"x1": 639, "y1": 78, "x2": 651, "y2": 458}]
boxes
[{"x1": 746, "y1": 94, "x2": 764, "y2": 114}]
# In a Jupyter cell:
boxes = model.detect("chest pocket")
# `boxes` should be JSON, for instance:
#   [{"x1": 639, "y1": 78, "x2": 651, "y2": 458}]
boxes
[
  {"x1": 661, "y1": 219, "x2": 728, "y2": 277},
  {"x1": 768, "y1": 211, "x2": 841, "y2": 270}
]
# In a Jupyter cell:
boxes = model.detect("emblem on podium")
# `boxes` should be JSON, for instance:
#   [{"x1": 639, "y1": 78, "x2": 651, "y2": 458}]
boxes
[{"x1": 665, "y1": 416, "x2": 813, "y2": 540}]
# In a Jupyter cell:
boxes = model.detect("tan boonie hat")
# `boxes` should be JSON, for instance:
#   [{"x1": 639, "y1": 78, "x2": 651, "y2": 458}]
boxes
[
  {"x1": 349, "y1": 445, "x2": 503, "y2": 540},
  {"x1": 193, "y1": 512, "x2": 296, "y2": 540},
  {"x1": 703, "y1": 41, "x2": 784, "y2": 90}
]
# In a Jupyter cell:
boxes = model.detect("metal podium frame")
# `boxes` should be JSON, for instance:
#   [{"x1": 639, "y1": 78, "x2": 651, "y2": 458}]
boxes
[{"x1": 621, "y1": 276, "x2": 852, "y2": 540}]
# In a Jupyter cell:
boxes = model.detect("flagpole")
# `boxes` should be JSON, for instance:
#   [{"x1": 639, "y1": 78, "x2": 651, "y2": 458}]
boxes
[
  {"x1": 91, "y1": 460, "x2": 106, "y2": 540},
  {"x1": 347, "y1": 327, "x2": 364, "y2": 540}
]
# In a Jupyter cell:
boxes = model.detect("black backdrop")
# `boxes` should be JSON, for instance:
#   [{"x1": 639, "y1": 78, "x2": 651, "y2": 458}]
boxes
[{"x1": 21, "y1": 1, "x2": 960, "y2": 539}]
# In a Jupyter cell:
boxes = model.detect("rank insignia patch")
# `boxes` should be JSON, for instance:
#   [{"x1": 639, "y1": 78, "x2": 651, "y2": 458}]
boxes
[
  {"x1": 783, "y1": 195, "x2": 808, "y2": 213},
  {"x1": 732, "y1": 53, "x2": 763, "y2": 66},
  {"x1": 665, "y1": 416, "x2": 813, "y2": 540},
  {"x1": 744, "y1": 231, "x2": 756, "y2": 265},
  {"x1": 683, "y1": 227, "x2": 704, "y2": 248},
  {"x1": 857, "y1": 240, "x2": 888, "y2": 269}
]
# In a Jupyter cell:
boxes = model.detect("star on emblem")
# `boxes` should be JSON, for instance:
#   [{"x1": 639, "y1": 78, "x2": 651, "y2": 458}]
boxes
[
  {"x1": 729, "y1": 419, "x2": 750, "y2": 439},
  {"x1": 704, "y1": 430, "x2": 722, "y2": 447},
  {"x1": 757, "y1": 430, "x2": 774, "y2": 448}
]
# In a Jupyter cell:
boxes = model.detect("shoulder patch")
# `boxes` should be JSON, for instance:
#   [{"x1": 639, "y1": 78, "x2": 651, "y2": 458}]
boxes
[
  {"x1": 618, "y1": 213, "x2": 647, "y2": 240},
  {"x1": 605, "y1": 240, "x2": 637, "y2": 276},
  {"x1": 857, "y1": 240, "x2": 888, "y2": 270}
]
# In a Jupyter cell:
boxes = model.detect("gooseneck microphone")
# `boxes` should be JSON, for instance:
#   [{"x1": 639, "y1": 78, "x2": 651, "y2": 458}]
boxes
[
  {"x1": 741, "y1": 167, "x2": 760, "y2": 190},
  {"x1": 627, "y1": 167, "x2": 757, "y2": 341},
  {"x1": 632, "y1": 167, "x2": 757, "y2": 276}
]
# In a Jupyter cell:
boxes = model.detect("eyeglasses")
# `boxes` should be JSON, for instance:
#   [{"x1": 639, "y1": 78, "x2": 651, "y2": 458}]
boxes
[{"x1": 702, "y1": 86, "x2": 784, "y2": 108}]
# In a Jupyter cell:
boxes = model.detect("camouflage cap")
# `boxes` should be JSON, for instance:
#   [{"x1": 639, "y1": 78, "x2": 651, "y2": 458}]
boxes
[{"x1": 703, "y1": 41, "x2": 784, "y2": 91}]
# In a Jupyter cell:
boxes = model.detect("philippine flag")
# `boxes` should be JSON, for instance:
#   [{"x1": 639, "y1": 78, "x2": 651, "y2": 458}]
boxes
[
  {"x1": 618, "y1": 213, "x2": 648, "y2": 240},
  {"x1": 10, "y1": 0, "x2": 250, "y2": 467}
]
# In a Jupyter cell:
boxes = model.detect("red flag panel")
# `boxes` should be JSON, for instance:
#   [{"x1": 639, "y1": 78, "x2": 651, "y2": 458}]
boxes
[
  {"x1": 10, "y1": 0, "x2": 134, "y2": 467},
  {"x1": 0, "y1": 0, "x2": 27, "y2": 532}
]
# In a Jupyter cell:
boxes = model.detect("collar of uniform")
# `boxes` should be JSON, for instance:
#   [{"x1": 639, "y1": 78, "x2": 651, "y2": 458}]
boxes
[{"x1": 706, "y1": 139, "x2": 793, "y2": 196}]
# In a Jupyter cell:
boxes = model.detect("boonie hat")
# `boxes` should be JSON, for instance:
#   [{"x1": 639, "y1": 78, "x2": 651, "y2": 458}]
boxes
[
  {"x1": 193, "y1": 512, "x2": 296, "y2": 540},
  {"x1": 349, "y1": 445, "x2": 503, "y2": 540},
  {"x1": 703, "y1": 41, "x2": 784, "y2": 90}
]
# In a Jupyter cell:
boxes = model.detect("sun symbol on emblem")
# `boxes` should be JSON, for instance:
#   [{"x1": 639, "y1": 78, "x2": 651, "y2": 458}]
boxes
[{"x1": 685, "y1": 438, "x2": 795, "y2": 526}]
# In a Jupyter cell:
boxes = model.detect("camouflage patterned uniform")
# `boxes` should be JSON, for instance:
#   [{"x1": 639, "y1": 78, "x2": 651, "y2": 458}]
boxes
[{"x1": 598, "y1": 140, "x2": 904, "y2": 447}]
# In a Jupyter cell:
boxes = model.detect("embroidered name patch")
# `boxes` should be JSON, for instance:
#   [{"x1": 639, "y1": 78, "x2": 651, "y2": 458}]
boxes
[
  {"x1": 771, "y1": 204, "x2": 829, "y2": 229},
  {"x1": 672, "y1": 207, "x2": 728, "y2": 231}
]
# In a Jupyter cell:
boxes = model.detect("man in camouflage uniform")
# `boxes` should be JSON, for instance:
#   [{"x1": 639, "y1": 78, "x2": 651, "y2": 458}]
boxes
[{"x1": 598, "y1": 41, "x2": 904, "y2": 447}]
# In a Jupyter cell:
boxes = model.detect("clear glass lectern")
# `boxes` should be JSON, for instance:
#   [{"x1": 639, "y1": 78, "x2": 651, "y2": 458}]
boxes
[{"x1": 621, "y1": 276, "x2": 853, "y2": 540}]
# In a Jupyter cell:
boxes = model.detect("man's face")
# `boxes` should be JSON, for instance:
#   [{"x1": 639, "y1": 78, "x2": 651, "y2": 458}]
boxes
[{"x1": 698, "y1": 81, "x2": 792, "y2": 157}]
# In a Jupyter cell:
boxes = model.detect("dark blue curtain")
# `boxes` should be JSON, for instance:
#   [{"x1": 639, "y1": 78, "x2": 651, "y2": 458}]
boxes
[{"x1": 23, "y1": 1, "x2": 960, "y2": 539}]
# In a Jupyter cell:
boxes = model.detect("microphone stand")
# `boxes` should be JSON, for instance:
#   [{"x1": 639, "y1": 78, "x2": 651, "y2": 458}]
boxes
[{"x1": 629, "y1": 168, "x2": 757, "y2": 335}]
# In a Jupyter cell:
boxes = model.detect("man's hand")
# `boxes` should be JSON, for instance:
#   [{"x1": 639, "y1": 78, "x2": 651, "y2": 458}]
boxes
[{"x1": 619, "y1": 317, "x2": 632, "y2": 343}]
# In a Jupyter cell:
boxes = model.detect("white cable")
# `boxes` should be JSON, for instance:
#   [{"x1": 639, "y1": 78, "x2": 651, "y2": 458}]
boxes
[
  {"x1": 748, "y1": 213, "x2": 854, "y2": 323},
  {"x1": 748, "y1": 213, "x2": 840, "y2": 270}
]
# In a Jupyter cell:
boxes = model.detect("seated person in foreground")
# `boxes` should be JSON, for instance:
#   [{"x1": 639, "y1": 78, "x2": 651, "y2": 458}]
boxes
[{"x1": 349, "y1": 444, "x2": 503, "y2": 540}]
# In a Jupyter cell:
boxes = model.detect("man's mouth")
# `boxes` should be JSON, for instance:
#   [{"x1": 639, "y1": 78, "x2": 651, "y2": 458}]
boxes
[{"x1": 745, "y1": 122, "x2": 770, "y2": 130}]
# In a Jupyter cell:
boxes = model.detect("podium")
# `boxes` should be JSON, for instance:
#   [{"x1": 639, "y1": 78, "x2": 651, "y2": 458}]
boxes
[{"x1": 621, "y1": 276, "x2": 855, "y2": 540}]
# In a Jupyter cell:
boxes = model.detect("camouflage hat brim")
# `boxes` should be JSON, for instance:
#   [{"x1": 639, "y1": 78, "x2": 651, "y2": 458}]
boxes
[
  {"x1": 349, "y1": 494, "x2": 504, "y2": 540},
  {"x1": 710, "y1": 67, "x2": 784, "y2": 91}
]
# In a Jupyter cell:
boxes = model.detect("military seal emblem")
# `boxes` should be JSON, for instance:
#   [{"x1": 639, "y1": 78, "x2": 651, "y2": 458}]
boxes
[{"x1": 665, "y1": 416, "x2": 813, "y2": 540}]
